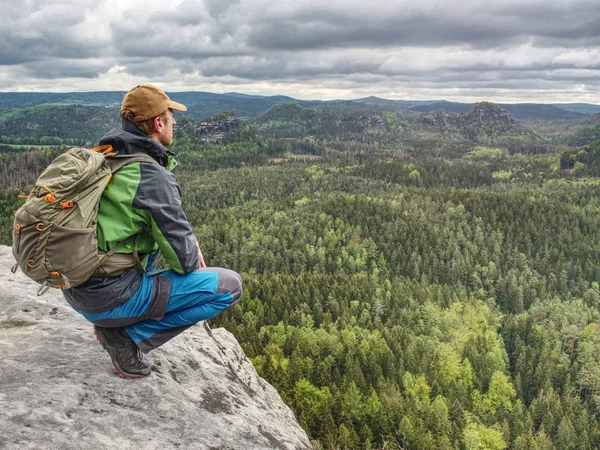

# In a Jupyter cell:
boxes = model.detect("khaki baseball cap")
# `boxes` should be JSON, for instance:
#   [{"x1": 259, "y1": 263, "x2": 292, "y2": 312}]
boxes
[{"x1": 121, "y1": 84, "x2": 187, "y2": 123}]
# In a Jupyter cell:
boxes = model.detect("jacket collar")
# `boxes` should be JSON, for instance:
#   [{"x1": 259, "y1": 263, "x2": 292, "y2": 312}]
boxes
[{"x1": 98, "y1": 120, "x2": 171, "y2": 167}]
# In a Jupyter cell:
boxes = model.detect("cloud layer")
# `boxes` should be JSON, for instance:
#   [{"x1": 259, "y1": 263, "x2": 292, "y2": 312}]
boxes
[{"x1": 1, "y1": 0, "x2": 599, "y2": 102}]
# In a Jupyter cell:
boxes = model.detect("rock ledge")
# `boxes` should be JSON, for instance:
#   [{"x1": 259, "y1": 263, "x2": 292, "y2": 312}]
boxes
[{"x1": 0, "y1": 246, "x2": 311, "y2": 450}]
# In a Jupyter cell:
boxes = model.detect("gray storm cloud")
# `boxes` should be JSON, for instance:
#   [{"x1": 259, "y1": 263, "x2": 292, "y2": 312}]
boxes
[{"x1": 0, "y1": 0, "x2": 598, "y2": 101}]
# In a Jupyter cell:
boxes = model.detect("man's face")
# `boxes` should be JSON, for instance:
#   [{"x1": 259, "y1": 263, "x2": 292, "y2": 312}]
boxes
[{"x1": 158, "y1": 109, "x2": 176, "y2": 146}]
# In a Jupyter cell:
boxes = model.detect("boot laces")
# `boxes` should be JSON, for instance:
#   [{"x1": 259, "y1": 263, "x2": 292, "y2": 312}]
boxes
[{"x1": 114, "y1": 341, "x2": 147, "y2": 370}]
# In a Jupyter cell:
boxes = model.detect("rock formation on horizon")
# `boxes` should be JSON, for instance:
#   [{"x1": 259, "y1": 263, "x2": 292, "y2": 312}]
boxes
[
  {"x1": 418, "y1": 101, "x2": 540, "y2": 144},
  {"x1": 0, "y1": 245, "x2": 311, "y2": 450}
]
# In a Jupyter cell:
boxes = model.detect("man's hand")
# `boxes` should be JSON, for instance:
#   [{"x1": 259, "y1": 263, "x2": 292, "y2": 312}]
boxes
[{"x1": 197, "y1": 242, "x2": 206, "y2": 268}]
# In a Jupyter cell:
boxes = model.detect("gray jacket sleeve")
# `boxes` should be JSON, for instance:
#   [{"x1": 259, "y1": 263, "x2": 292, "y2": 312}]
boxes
[{"x1": 132, "y1": 162, "x2": 200, "y2": 274}]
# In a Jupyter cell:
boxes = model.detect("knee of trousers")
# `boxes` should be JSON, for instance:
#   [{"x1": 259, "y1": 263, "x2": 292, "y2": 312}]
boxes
[{"x1": 215, "y1": 268, "x2": 243, "y2": 306}]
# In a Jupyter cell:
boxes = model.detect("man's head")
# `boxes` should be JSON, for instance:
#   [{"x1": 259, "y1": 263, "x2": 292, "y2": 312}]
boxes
[{"x1": 120, "y1": 84, "x2": 186, "y2": 146}]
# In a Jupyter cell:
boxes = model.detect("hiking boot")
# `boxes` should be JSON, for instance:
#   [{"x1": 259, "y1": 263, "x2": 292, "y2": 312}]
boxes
[{"x1": 93, "y1": 325, "x2": 151, "y2": 379}]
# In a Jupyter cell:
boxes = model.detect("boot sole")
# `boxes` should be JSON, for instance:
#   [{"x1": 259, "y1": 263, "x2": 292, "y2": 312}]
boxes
[{"x1": 94, "y1": 326, "x2": 151, "y2": 379}]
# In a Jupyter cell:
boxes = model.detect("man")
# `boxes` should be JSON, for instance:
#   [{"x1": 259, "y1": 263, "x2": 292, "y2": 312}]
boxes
[{"x1": 62, "y1": 84, "x2": 242, "y2": 379}]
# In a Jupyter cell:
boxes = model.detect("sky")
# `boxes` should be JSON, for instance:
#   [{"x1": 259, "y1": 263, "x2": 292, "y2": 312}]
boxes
[{"x1": 1, "y1": 0, "x2": 599, "y2": 103}]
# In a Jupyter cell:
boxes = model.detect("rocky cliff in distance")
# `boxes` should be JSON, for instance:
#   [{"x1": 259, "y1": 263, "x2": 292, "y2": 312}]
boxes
[
  {"x1": 419, "y1": 102, "x2": 540, "y2": 144},
  {"x1": 0, "y1": 246, "x2": 311, "y2": 450},
  {"x1": 418, "y1": 109, "x2": 455, "y2": 127},
  {"x1": 195, "y1": 111, "x2": 242, "y2": 143},
  {"x1": 463, "y1": 101, "x2": 513, "y2": 124},
  {"x1": 420, "y1": 102, "x2": 515, "y2": 129}
]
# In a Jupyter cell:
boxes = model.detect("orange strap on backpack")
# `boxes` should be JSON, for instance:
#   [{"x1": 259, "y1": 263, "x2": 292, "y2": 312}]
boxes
[{"x1": 92, "y1": 144, "x2": 116, "y2": 157}]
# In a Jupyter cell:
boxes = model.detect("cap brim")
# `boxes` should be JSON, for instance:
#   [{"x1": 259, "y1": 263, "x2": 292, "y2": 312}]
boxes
[{"x1": 168, "y1": 100, "x2": 187, "y2": 112}]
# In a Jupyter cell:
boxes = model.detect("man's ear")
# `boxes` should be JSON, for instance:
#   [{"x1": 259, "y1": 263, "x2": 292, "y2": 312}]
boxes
[{"x1": 153, "y1": 115, "x2": 163, "y2": 131}]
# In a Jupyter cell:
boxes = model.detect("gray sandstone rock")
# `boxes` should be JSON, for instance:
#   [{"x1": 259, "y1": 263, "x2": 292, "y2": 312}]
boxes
[
  {"x1": 0, "y1": 246, "x2": 311, "y2": 450},
  {"x1": 196, "y1": 116, "x2": 241, "y2": 143}
]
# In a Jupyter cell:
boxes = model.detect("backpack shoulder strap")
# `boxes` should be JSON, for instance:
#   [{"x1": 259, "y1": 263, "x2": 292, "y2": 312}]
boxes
[
  {"x1": 98, "y1": 153, "x2": 160, "y2": 275},
  {"x1": 107, "y1": 153, "x2": 159, "y2": 173}
]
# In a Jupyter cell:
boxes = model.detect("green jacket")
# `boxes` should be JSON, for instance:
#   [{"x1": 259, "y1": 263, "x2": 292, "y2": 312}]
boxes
[{"x1": 63, "y1": 120, "x2": 199, "y2": 313}]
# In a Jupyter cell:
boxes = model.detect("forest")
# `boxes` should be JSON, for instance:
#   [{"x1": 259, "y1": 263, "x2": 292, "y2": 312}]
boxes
[{"x1": 2, "y1": 101, "x2": 600, "y2": 449}]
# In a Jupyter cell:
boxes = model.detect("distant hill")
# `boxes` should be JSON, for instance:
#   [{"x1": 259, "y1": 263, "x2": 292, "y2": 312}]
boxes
[
  {"x1": 253, "y1": 101, "x2": 540, "y2": 146},
  {"x1": 352, "y1": 96, "x2": 436, "y2": 108},
  {"x1": 0, "y1": 91, "x2": 324, "y2": 122},
  {"x1": 503, "y1": 104, "x2": 585, "y2": 120},
  {"x1": 552, "y1": 103, "x2": 600, "y2": 115},
  {"x1": 414, "y1": 101, "x2": 586, "y2": 119},
  {"x1": 0, "y1": 92, "x2": 125, "y2": 108},
  {"x1": 2, "y1": 91, "x2": 595, "y2": 121},
  {"x1": 413, "y1": 101, "x2": 471, "y2": 114},
  {"x1": 0, "y1": 99, "x2": 545, "y2": 148},
  {"x1": 462, "y1": 102, "x2": 540, "y2": 142},
  {"x1": 166, "y1": 92, "x2": 325, "y2": 119},
  {"x1": 0, "y1": 104, "x2": 119, "y2": 145},
  {"x1": 252, "y1": 102, "x2": 404, "y2": 142},
  {"x1": 419, "y1": 102, "x2": 540, "y2": 144},
  {"x1": 584, "y1": 113, "x2": 600, "y2": 126},
  {"x1": 562, "y1": 113, "x2": 600, "y2": 147}
]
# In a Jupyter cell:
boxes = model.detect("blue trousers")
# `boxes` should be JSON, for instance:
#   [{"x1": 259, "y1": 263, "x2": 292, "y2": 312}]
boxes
[{"x1": 75, "y1": 268, "x2": 242, "y2": 353}]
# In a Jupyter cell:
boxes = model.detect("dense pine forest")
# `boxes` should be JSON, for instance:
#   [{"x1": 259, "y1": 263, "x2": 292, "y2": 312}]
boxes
[{"x1": 3, "y1": 100, "x2": 600, "y2": 449}]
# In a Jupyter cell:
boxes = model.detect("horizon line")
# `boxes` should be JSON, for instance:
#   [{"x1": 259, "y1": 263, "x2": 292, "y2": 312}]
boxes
[{"x1": 0, "y1": 90, "x2": 598, "y2": 107}]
